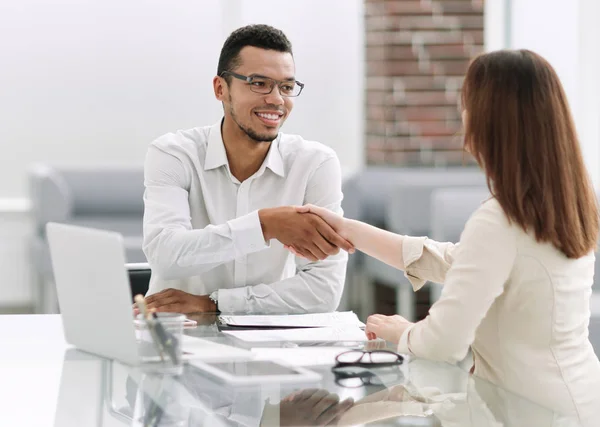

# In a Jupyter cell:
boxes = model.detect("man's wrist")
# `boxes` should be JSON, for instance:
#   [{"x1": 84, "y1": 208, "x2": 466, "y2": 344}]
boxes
[
  {"x1": 258, "y1": 208, "x2": 274, "y2": 241},
  {"x1": 197, "y1": 294, "x2": 218, "y2": 312}
]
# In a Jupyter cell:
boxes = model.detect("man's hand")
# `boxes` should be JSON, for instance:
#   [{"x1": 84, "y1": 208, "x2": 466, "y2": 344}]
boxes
[
  {"x1": 141, "y1": 288, "x2": 217, "y2": 314},
  {"x1": 294, "y1": 204, "x2": 349, "y2": 239},
  {"x1": 259, "y1": 207, "x2": 355, "y2": 262}
]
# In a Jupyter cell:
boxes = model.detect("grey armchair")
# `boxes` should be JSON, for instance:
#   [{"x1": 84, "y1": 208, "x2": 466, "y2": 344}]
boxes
[
  {"x1": 29, "y1": 164, "x2": 147, "y2": 313},
  {"x1": 589, "y1": 195, "x2": 600, "y2": 356},
  {"x1": 430, "y1": 186, "x2": 491, "y2": 243}
]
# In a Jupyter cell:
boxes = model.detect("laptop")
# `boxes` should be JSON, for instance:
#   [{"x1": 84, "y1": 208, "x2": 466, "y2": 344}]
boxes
[{"x1": 46, "y1": 222, "x2": 252, "y2": 365}]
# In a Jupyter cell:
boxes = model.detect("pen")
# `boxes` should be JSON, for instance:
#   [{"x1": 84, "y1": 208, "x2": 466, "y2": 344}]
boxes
[
  {"x1": 135, "y1": 294, "x2": 166, "y2": 363},
  {"x1": 150, "y1": 311, "x2": 180, "y2": 366},
  {"x1": 143, "y1": 388, "x2": 166, "y2": 427}
]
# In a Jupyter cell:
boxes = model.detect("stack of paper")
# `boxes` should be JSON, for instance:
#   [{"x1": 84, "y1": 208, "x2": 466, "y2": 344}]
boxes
[
  {"x1": 222, "y1": 326, "x2": 368, "y2": 343},
  {"x1": 219, "y1": 311, "x2": 365, "y2": 328}
]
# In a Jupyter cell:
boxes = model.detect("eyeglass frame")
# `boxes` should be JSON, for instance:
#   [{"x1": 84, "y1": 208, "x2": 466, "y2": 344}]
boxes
[
  {"x1": 332, "y1": 368, "x2": 382, "y2": 388},
  {"x1": 219, "y1": 70, "x2": 305, "y2": 97},
  {"x1": 331, "y1": 366, "x2": 404, "y2": 388},
  {"x1": 333, "y1": 349, "x2": 404, "y2": 369}
]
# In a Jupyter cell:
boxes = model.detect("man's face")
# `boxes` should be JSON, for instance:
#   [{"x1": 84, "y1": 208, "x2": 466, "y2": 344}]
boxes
[{"x1": 215, "y1": 46, "x2": 296, "y2": 142}]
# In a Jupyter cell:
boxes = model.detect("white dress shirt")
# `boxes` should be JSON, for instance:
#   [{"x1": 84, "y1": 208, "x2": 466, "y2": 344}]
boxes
[
  {"x1": 397, "y1": 198, "x2": 600, "y2": 426},
  {"x1": 142, "y1": 120, "x2": 347, "y2": 314}
]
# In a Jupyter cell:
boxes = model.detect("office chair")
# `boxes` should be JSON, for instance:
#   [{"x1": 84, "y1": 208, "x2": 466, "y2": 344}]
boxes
[{"x1": 126, "y1": 263, "x2": 151, "y2": 301}]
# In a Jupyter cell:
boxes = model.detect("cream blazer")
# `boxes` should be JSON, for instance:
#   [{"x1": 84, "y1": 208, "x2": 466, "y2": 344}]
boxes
[{"x1": 396, "y1": 198, "x2": 600, "y2": 426}]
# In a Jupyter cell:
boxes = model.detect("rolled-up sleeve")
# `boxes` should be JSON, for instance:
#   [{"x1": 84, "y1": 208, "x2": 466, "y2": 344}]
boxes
[{"x1": 402, "y1": 236, "x2": 458, "y2": 291}]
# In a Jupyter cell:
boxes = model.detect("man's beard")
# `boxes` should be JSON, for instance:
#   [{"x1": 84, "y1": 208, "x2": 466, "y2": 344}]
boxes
[
  {"x1": 237, "y1": 119, "x2": 276, "y2": 142},
  {"x1": 228, "y1": 102, "x2": 279, "y2": 143}
]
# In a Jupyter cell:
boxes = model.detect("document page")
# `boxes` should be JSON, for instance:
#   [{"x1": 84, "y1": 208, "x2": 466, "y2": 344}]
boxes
[
  {"x1": 222, "y1": 327, "x2": 368, "y2": 343},
  {"x1": 219, "y1": 311, "x2": 366, "y2": 328}
]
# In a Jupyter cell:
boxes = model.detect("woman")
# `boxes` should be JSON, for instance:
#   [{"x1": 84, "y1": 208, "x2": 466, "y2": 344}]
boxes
[{"x1": 291, "y1": 50, "x2": 600, "y2": 426}]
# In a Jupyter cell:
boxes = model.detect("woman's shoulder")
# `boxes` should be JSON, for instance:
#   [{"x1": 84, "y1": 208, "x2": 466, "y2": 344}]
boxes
[
  {"x1": 467, "y1": 197, "x2": 514, "y2": 231},
  {"x1": 458, "y1": 197, "x2": 518, "y2": 252}
]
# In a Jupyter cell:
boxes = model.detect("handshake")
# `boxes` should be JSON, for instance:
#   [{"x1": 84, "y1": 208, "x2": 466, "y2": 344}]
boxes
[{"x1": 258, "y1": 204, "x2": 355, "y2": 262}]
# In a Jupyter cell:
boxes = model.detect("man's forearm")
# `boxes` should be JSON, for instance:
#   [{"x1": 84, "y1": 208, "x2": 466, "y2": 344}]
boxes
[
  {"x1": 144, "y1": 211, "x2": 269, "y2": 280},
  {"x1": 218, "y1": 254, "x2": 347, "y2": 314}
]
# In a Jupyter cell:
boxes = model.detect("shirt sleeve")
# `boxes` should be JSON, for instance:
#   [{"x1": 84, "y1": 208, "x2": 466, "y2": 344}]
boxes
[
  {"x1": 402, "y1": 237, "x2": 458, "y2": 291},
  {"x1": 397, "y1": 200, "x2": 517, "y2": 363},
  {"x1": 142, "y1": 143, "x2": 269, "y2": 282},
  {"x1": 218, "y1": 155, "x2": 348, "y2": 314}
]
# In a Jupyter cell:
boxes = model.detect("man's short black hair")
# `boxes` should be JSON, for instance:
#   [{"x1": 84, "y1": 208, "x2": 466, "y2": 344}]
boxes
[{"x1": 217, "y1": 24, "x2": 293, "y2": 82}]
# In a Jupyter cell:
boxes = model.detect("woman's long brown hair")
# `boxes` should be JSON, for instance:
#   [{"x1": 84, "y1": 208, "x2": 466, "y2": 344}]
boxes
[{"x1": 461, "y1": 49, "x2": 598, "y2": 258}]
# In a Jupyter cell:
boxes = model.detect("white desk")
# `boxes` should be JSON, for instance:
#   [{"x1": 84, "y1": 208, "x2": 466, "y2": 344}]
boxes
[
  {"x1": 1, "y1": 315, "x2": 66, "y2": 427},
  {"x1": 0, "y1": 314, "x2": 575, "y2": 427}
]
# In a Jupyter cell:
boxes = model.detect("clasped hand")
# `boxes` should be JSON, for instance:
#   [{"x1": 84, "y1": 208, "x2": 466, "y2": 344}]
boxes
[{"x1": 268, "y1": 204, "x2": 354, "y2": 261}]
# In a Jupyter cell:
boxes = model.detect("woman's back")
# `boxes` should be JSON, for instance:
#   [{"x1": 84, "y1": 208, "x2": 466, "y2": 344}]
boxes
[
  {"x1": 395, "y1": 198, "x2": 600, "y2": 425},
  {"x1": 470, "y1": 199, "x2": 600, "y2": 425}
]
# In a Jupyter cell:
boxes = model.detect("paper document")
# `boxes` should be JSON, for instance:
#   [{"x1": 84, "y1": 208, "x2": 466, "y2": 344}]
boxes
[
  {"x1": 251, "y1": 347, "x2": 351, "y2": 367},
  {"x1": 181, "y1": 335, "x2": 253, "y2": 361},
  {"x1": 222, "y1": 326, "x2": 368, "y2": 343},
  {"x1": 219, "y1": 311, "x2": 366, "y2": 328}
]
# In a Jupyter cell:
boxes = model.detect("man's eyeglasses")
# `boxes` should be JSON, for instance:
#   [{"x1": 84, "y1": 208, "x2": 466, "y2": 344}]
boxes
[{"x1": 220, "y1": 71, "x2": 304, "y2": 97}]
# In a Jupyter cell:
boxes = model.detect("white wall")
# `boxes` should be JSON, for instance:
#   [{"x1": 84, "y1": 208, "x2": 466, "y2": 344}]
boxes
[
  {"x1": 508, "y1": 0, "x2": 600, "y2": 187},
  {"x1": 0, "y1": 0, "x2": 364, "y2": 200},
  {"x1": 577, "y1": 0, "x2": 600, "y2": 189},
  {"x1": 510, "y1": 0, "x2": 580, "y2": 126},
  {"x1": 484, "y1": 0, "x2": 509, "y2": 52},
  {"x1": 0, "y1": 0, "x2": 223, "y2": 199}
]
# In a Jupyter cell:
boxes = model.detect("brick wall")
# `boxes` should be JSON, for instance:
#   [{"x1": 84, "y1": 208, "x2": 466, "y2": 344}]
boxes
[{"x1": 365, "y1": 0, "x2": 484, "y2": 166}]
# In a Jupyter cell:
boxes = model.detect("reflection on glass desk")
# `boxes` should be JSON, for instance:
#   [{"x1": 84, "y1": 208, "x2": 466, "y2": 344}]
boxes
[{"x1": 47, "y1": 312, "x2": 583, "y2": 427}]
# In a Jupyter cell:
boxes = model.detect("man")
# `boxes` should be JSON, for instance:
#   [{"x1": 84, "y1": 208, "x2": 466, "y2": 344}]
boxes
[{"x1": 141, "y1": 24, "x2": 352, "y2": 315}]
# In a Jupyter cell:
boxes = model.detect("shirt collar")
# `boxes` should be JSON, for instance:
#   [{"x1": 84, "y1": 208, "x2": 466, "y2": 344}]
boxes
[
  {"x1": 204, "y1": 119, "x2": 285, "y2": 178},
  {"x1": 204, "y1": 120, "x2": 229, "y2": 171},
  {"x1": 264, "y1": 137, "x2": 285, "y2": 177}
]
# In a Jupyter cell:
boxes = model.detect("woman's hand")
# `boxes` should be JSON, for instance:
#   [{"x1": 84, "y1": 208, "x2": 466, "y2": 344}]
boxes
[
  {"x1": 365, "y1": 314, "x2": 414, "y2": 344},
  {"x1": 295, "y1": 204, "x2": 347, "y2": 234},
  {"x1": 285, "y1": 204, "x2": 355, "y2": 257}
]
